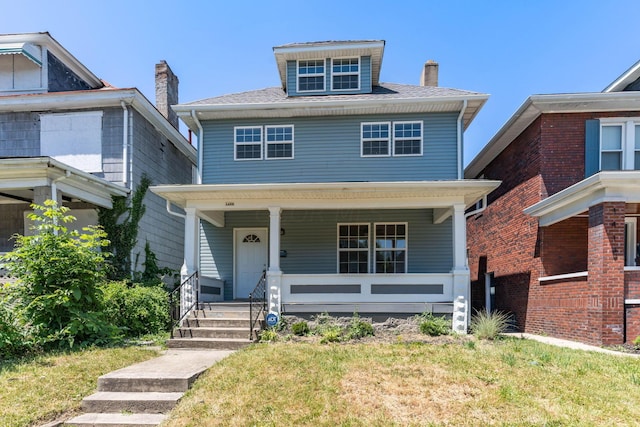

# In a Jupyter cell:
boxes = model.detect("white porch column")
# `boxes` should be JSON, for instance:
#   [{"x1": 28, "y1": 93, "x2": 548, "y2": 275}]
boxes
[
  {"x1": 267, "y1": 207, "x2": 282, "y2": 317},
  {"x1": 181, "y1": 208, "x2": 199, "y2": 317},
  {"x1": 451, "y1": 203, "x2": 470, "y2": 334}
]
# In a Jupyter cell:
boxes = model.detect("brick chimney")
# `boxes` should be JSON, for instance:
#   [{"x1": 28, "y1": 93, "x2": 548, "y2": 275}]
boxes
[
  {"x1": 420, "y1": 60, "x2": 439, "y2": 87},
  {"x1": 155, "y1": 60, "x2": 179, "y2": 129}
]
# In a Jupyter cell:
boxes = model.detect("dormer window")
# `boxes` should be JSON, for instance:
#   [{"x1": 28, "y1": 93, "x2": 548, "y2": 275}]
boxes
[
  {"x1": 332, "y1": 58, "x2": 360, "y2": 90},
  {"x1": 297, "y1": 60, "x2": 325, "y2": 92}
]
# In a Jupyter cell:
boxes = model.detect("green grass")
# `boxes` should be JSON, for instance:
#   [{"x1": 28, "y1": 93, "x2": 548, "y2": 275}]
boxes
[
  {"x1": 163, "y1": 338, "x2": 640, "y2": 426},
  {"x1": 0, "y1": 346, "x2": 159, "y2": 427}
]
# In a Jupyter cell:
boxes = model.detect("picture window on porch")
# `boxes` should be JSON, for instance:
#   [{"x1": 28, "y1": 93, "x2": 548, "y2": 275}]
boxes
[
  {"x1": 625, "y1": 217, "x2": 638, "y2": 267},
  {"x1": 338, "y1": 224, "x2": 369, "y2": 273},
  {"x1": 374, "y1": 223, "x2": 407, "y2": 273}
]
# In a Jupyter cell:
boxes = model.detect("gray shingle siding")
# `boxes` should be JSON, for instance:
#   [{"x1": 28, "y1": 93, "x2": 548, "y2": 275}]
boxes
[
  {"x1": 201, "y1": 112, "x2": 458, "y2": 183},
  {"x1": 200, "y1": 209, "x2": 453, "y2": 300},
  {"x1": 0, "y1": 112, "x2": 41, "y2": 156},
  {"x1": 47, "y1": 52, "x2": 92, "y2": 92}
]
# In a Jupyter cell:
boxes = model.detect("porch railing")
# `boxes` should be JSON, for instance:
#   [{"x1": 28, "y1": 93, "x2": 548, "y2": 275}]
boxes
[
  {"x1": 249, "y1": 270, "x2": 267, "y2": 340},
  {"x1": 169, "y1": 271, "x2": 199, "y2": 339}
]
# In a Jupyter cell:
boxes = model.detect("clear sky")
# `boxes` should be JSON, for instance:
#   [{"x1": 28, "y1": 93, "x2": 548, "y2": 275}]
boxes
[{"x1": 1, "y1": 0, "x2": 638, "y2": 165}]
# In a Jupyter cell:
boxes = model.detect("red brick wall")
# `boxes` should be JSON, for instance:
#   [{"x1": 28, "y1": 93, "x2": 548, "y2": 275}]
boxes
[
  {"x1": 541, "y1": 218, "x2": 588, "y2": 276},
  {"x1": 625, "y1": 271, "x2": 640, "y2": 343}
]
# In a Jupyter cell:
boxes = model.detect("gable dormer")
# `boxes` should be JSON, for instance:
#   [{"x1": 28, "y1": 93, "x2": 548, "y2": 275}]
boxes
[{"x1": 273, "y1": 40, "x2": 384, "y2": 97}]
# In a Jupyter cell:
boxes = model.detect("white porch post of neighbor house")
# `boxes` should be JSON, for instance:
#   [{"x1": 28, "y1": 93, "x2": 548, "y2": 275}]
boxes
[
  {"x1": 181, "y1": 207, "x2": 200, "y2": 318},
  {"x1": 451, "y1": 203, "x2": 470, "y2": 333},
  {"x1": 267, "y1": 207, "x2": 283, "y2": 316}
]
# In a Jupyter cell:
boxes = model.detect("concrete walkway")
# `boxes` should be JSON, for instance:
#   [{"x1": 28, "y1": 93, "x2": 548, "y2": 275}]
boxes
[
  {"x1": 63, "y1": 349, "x2": 235, "y2": 427},
  {"x1": 504, "y1": 333, "x2": 640, "y2": 358}
]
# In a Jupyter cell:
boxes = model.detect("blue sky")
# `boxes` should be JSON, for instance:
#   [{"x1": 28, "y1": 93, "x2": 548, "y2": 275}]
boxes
[{"x1": 1, "y1": 0, "x2": 638, "y2": 165}]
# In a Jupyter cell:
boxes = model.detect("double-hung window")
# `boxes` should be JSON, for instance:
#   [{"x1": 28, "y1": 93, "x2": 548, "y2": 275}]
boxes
[
  {"x1": 298, "y1": 59, "x2": 325, "y2": 92},
  {"x1": 600, "y1": 119, "x2": 640, "y2": 170},
  {"x1": 361, "y1": 122, "x2": 390, "y2": 156},
  {"x1": 332, "y1": 58, "x2": 359, "y2": 90},
  {"x1": 374, "y1": 223, "x2": 407, "y2": 273},
  {"x1": 625, "y1": 217, "x2": 638, "y2": 268},
  {"x1": 338, "y1": 224, "x2": 370, "y2": 273},
  {"x1": 234, "y1": 126, "x2": 262, "y2": 160},
  {"x1": 361, "y1": 120, "x2": 422, "y2": 157},
  {"x1": 265, "y1": 125, "x2": 294, "y2": 159}
]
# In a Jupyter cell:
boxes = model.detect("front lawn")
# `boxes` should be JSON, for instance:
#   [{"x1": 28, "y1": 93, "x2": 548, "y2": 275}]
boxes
[
  {"x1": 164, "y1": 337, "x2": 640, "y2": 426},
  {"x1": 0, "y1": 346, "x2": 159, "y2": 426}
]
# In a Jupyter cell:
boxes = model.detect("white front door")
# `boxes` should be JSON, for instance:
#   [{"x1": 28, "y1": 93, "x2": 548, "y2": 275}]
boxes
[{"x1": 234, "y1": 228, "x2": 268, "y2": 298}]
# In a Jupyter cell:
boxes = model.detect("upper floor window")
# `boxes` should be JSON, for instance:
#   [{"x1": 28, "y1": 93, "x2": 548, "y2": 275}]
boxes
[
  {"x1": 265, "y1": 125, "x2": 294, "y2": 159},
  {"x1": 361, "y1": 120, "x2": 423, "y2": 157},
  {"x1": 600, "y1": 119, "x2": 640, "y2": 171},
  {"x1": 332, "y1": 58, "x2": 359, "y2": 90},
  {"x1": 297, "y1": 60, "x2": 325, "y2": 92},
  {"x1": 234, "y1": 126, "x2": 262, "y2": 160}
]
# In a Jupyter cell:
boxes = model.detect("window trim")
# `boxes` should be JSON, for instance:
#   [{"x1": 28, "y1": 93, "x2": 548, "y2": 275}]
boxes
[
  {"x1": 393, "y1": 121, "x2": 423, "y2": 157},
  {"x1": 337, "y1": 223, "x2": 370, "y2": 274},
  {"x1": 233, "y1": 126, "x2": 263, "y2": 161},
  {"x1": 599, "y1": 118, "x2": 640, "y2": 170},
  {"x1": 373, "y1": 222, "x2": 408, "y2": 274},
  {"x1": 361, "y1": 121, "x2": 391, "y2": 157},
  {"x1": 265, "y1": 124, "x2": 295, "y2": 160},
  {"x1": 297, "y1": 59, "x2": 325, "y2": 93},
  {"x1": 331, "y1": 57, "x2": 360, "y2": 91}
]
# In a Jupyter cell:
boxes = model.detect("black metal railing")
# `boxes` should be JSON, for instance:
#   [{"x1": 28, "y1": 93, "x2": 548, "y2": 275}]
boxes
[
  {"x1": 249, "y1": 270, "x2": 267, "y2": 340},
  {"x1": 169, "y1": 271, "x2": 199, "y2": 338}
]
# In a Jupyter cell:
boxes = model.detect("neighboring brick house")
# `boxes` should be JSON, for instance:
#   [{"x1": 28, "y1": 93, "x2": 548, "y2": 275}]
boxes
[
  {"x1": 0, "y1": 32, "x2": 196, "y2": 279},
  {"x1": 465, "y1": 59, "x2": 640, "y2": 345},
  {"x1": 152, "y1": 40, "x2": 498, "y2": 331}
]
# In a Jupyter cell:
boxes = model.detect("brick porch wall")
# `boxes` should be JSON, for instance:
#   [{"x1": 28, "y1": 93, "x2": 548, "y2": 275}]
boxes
[{"x1": 625, "y1": 271, "x2": 640, "y2": 342}]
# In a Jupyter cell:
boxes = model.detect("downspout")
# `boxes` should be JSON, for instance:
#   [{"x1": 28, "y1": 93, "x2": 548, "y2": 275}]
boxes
[
  {"x1": 120, "y1": 101, "x2": 129, "y2": 188},
  {"x1": 457, "y1": 99, "x2": 468, "y2": 180},
  {"x1": 465, "y1": 195, "x2": 488, "y2": 219},
  {"x1": 165, "y1": 199, "x2": 186, "y2": 219},
  {"x1": 191, "y1": 110, "x2": 203, "y2": 184}
]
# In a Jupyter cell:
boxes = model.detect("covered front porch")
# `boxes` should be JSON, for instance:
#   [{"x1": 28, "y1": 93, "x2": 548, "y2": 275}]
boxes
[{"x1": 152, "y1": 180, "x2": 499, "y2": 333}]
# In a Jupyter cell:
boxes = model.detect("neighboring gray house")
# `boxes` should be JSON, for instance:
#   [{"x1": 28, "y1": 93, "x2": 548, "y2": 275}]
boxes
[
  {"x1": 0, "y1": 32, "x2": 196, "y2": 279},
  {"x1": 152, "y1": 40, "x2": 498, "y2": 332}
]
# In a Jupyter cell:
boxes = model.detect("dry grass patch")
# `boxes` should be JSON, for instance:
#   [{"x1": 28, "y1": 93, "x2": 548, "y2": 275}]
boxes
[
  {"x1": 164, "y1": 338, "x2": 640, "y2": 426},
  {"x1": 0, "y1": 346, "x2": 159, "y2": 426}
]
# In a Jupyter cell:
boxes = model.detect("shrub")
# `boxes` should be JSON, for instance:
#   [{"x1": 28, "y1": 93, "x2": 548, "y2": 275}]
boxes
[
  {"x1": 470, "y1": 309, "x2": 510, "y2": 340},
  {"x1": 259, "y1": 328, "x2": 278, "y2": 342},
  {"x1": 1, "y1": 201, "x2": 118, "y2": 349},
  {"x1": 346, "y1": 314, "x2": 374, "y2": 340},
  {"x1": 319, "y1": 325, "x2": 343, "y2": 344},
  {"x1": 99, "y1": 281, "x2": 170, "y2": 337},
  {"x1": 0, "y1": 298, "x2": 30, "y2": 357},
  {"x1": 291, "y1": 321, "x2": 310, "y2": 336},
  {"x1": 633, "y1": 336, "x2": 640, "y2": 350},
  {"x1": 418, "y1": 313, "x2": 451, "y2": 336}
]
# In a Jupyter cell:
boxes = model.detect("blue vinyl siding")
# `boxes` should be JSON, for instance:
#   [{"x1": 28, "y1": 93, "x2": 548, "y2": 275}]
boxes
[
  {"x1": 201, "y1": 112, "x2": 458, "y2": 183},
  {"x1": 200, "y1": 209, "x2": 453, "y2": 300},
  {"x1": 286, "y1": 56, "x2": 372, "y2": 96}
]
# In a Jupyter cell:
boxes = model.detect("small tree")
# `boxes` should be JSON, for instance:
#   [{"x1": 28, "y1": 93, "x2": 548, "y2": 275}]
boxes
[{"x1": 1, "y1": 200, "x2": 118, "y2": 348}]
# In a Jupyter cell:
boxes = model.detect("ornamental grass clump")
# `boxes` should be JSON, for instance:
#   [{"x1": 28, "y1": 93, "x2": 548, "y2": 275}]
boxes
[{"x1": 470, "y1": 309, "x2": 510, "y2": 340}]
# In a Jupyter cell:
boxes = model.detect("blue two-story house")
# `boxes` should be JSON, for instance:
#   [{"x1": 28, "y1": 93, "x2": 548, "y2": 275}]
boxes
[{"x1": 152, "y1": 40, "x2": 498, "y2": 332}]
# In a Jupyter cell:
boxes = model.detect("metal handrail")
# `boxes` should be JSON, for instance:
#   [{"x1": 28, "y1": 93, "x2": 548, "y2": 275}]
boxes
[
  {"x1": 248, "y1": 270, "x2": 267, "y2": 340},
  {"x1": 169, "y1": 271, "x2": 199, "y2": 338}
]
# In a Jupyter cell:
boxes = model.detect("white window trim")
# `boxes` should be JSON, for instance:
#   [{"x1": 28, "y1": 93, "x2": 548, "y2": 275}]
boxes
[
  {"x1": 297, "y1": 59, "x2": 325, "y2": 93},
  {"x1": 337, "y1": 223, "x2": 370, "y2": 274},
  {"x1": 331, "y1": 57, "x2": 360, "y2": 92},
  {"x1": 626, "y1": 217, "x2": 637, "y2": 267},
  {"x1": 373, "y1": 222, "x2": 408, "y2": 274},
  {"x1": 599, "y1": 118, "x2": 640, "y2": 170},
  {"x1": 393, "y1": 121, "x2": 423, "y2": 157},
  {"x1": 265, "y1": 125, "x2": 295, "y2": 160},
  {"x1": 361, "y1": 121, "x2": 391, "y2": 157},
  {"x1": 234, "y1": 126, "x2": 263, "y2": 161}
]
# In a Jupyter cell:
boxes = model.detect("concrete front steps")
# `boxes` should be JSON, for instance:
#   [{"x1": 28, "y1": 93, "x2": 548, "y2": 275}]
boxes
[
  {"x1": 64, "y1": 350, "x2": 233, "y2": 427},
  {"x1": 167, "y1": 302, "x2": 262, "y2": 350}
]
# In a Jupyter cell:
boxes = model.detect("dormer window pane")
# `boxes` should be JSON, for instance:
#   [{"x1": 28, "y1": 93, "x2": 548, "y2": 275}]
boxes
[
  {"x1": 332, "y1": 58, "x2": 360, "y2": 90},
  {"x1": 298, "y1": 60, "x2": 325, "y2": 92}
]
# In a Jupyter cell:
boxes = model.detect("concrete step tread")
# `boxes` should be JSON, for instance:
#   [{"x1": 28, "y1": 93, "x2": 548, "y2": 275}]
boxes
[
  {"x1": 84, "y1": 391, "x2": 184, "y2": 402},
  {"x1": 169, "y1": 337, "x2": 252, "y2": 342},
  {"x1": 178, "y1": 326, "x2": 255, "y2": 331},
  {"x1": 64, "y1": 412, "x2": 166, "y2": 426}
]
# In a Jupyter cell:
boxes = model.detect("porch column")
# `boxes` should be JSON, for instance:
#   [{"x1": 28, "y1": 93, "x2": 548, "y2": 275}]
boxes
[
  {"x1": 181, "y1": 208, "x2": 199, "y2": 317},
  {"x1": 587, "y1": 201, "x2": 625, "y2": 345},
  {"x1": 451, "y1": 203, "x2": 470, "y2": 333},
  {"x1": 267, "y1": 207, "x2": 282, "y2": 316}
]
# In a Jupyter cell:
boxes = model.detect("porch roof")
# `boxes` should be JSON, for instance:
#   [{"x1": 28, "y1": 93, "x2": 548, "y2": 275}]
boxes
[
  {"x1": 524, "y1": 171, "x2": 640, "y2": 226},
  {"x1": 151, "y1": 180, "x2": 500, "y2": 214},
  {"x1": 0, "y1": 157, "x2": 129, "y2": 208}
]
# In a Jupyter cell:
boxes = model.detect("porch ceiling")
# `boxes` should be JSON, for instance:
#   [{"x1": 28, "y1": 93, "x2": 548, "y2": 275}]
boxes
[
  {"x1": 524, "y1": 171, "x2": 640, "y2": 226},
  {"x1": 151, "y1": 180, "x2": 501, "y2": 212}
]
